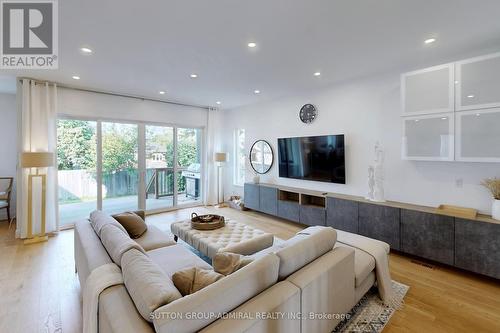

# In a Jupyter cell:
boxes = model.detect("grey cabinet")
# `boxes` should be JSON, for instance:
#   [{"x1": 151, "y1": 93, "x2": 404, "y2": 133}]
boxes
[
  {"x1": 278, "y1": 200, "x2": 300, "y2": 223},
  {"x1": 300, "y1": 205, "x2": 326, "y2": 226},
  {"x1": 401, "y1": 210, "x2": 454, "y2": 265},
  {"x1": 359, "y1": 203, "x2": 400, "y2": 250},
  {"x1": 259, "y1": 186, "x2": 278, "y2": 216},
  {"x1": 455, "y1": 219, "x2": 500, "y2": 279},
  {"x1": 244, "y1": 183, "x2": 260, "y2": 210},
  {"x1": 326, "y1": 197, "x2": 358, "y2": 233}
]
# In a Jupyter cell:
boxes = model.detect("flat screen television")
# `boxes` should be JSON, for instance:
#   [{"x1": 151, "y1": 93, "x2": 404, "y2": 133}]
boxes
[{"x1": 278, "y1": 134, "x2": 345, "y2": 184}]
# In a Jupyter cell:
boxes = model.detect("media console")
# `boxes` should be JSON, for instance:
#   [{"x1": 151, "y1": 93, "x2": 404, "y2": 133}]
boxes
[{"x1": 244, "y1": 182, "x2": 500, "y2": 280}]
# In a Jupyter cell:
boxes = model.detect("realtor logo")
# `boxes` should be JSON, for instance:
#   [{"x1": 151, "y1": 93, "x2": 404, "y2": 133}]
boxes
[{"x1": 1, "y1": 0, "x2": 58, "y2": 69}]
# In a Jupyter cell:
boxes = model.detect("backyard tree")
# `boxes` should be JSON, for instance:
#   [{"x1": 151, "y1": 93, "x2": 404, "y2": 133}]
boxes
[{"x1": 57, "y1": 120, "x2": 96, "y2": 170}]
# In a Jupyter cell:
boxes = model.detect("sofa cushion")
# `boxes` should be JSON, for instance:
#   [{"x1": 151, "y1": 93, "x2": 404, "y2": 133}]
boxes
[
  {"x1": 135, "y1": 225, "x2": 176, "y2": 251},
  {"x1": 147, "y1": 244, "x2": 212, "y2": 277},
  {"x1": 100, "y1": 224, "x2": 145, "y2": 267},
  {"x1": 90, "y1": 210, "x2": 127, "y2": 237},
  {"x1": 122, "y1": 248, "x2": 182, "y2": 322},
  {"x1": 112, "y1": 211, "x2": 148, "y2": 239},
  {"x1": 212, "y1": 252, "x2": 253, "y2": 276},
  {"x1": 274, "y1": 226, "x2": 337, "y2": 280},
  {"x1": 172, "y1": 267, "x2": 224, "y2": 296},
  {"x1": 335, "y1": 243, "x2": 375, "y2": 288},
  {"x1": 153, "y1": 254, "x2": 280, "y2": 333}
]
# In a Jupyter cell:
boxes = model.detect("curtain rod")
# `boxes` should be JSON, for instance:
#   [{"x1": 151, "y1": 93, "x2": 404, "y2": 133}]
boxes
[{"x1": 17, "y1": 77, "x2": 210, "y2": 110}]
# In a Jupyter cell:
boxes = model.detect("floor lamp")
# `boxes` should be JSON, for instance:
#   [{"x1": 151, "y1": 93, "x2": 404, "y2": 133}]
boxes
[
  {"x1": 214, "y1": 152, "x2": 227, "y2": 208},
  {"x1": 21, "y1": 152, "x2": 54, "y2": 245}
]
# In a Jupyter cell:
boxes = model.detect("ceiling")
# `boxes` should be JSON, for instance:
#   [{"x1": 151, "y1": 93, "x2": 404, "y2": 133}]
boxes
[{"x1": 3, "y1": 0, "x2": 500, "y2": 108}]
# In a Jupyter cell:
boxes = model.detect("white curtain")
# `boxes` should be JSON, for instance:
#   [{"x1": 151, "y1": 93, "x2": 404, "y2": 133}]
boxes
[
  {"x1": 16, "y1": 79, "x2": 59, "y2": 238},
  {"x1": 204, "y1": 107, "x2": 222, "y2": 205}
]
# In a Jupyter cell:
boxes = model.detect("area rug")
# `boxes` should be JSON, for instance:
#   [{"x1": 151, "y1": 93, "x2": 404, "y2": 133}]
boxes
[{"x1": 333, "y1": 281, "x2": 409, "y2": 333}]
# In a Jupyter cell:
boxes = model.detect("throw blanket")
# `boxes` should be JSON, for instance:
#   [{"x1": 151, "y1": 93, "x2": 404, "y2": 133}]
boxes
[
  {"x1": 83, "y1": 263, "x2": 124, "y2": 333},
  {"x1": 336, "y1": 230, "x2": 396, "y2": 306}
]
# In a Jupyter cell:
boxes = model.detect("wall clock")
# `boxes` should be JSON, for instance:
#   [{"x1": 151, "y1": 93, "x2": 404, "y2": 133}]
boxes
[{"x1": 299, "y1": 104, "x2": 317, "y2": 124}]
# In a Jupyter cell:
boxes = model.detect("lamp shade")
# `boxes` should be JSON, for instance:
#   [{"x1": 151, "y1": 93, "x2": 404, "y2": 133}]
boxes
[
  {"x1": 21, "y1": 152, "x2": 55, "y2": 168},
  {"x1": 214, "y1": 152, "x2": 227, "y2": 162}
]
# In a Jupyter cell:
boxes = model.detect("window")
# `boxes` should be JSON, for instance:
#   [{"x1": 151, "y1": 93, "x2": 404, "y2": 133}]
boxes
[{"x1": 234, "y1": 129, "x2": 246, "y2": 186}]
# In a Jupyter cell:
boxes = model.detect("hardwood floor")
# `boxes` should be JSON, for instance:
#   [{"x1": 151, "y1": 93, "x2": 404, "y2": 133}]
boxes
[{"x1": 1, "y1": 206, "x2": 499, "y2": 332}]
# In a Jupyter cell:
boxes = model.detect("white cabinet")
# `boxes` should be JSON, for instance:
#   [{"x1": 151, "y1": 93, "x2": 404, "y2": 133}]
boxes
[
  {"x1": 401, "y1": 64, "x2": 455, "y2": 116},
  {"x1": 402, "y1": 113, "x2": 454, "y2": 161},
  {"x1": 456, "y1": 53, "x2": 500, "y2": 111},
  {"x1": 456, "y1": 108, "x2": 500, "y2": 162}
]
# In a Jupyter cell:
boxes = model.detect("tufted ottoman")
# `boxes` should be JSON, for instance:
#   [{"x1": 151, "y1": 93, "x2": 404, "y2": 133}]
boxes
[{"x1": 170, "y1": 219, "x2": 274, "y2": 258}]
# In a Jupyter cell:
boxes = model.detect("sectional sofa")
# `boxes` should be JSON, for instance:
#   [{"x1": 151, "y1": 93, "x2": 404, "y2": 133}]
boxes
[{"x1": 75, "y1": 211, "x2": 387, "y2": 333}]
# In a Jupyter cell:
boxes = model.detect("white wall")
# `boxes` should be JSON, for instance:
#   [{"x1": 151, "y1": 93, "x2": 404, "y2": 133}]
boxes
[
  {"x1": 221, "y1": 72, "x2": 499, "y2": 214},
  {"x1": 58, "y1": 87, "x2": 208, "y2": 127},
  {"x1": 0, "y1": 93, "x2": 17, "y2": 220}
]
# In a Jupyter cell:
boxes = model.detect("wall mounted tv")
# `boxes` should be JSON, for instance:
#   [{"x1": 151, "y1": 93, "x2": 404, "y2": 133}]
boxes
[{"x1": 278, "y1": 135, "x2": 345, "y2": 184}]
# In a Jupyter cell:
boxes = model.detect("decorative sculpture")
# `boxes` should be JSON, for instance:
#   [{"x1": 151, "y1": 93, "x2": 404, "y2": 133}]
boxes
[{"x1": 368, "y1": 141, "x2": 386, "y2": 202}]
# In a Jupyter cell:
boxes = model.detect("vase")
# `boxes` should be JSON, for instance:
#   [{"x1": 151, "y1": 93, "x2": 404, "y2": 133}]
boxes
[{"x1": 493, "y1": 199, "x2": 500, "y2": 221}]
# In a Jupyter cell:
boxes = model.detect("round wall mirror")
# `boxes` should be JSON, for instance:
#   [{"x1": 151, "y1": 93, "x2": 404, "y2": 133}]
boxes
[{"x1": 249, "y1": 140, "x2": 274, "y2": 174}]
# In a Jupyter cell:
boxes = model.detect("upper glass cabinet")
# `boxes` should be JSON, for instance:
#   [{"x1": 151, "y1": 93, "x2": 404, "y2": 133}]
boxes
[
  {"x1": 456, "y1": 53, "x2": 500, "y2": 111},
  {"x1": 456, "y1": 108, "x2": 500, "y2": 162},
  {"x1": 402, "y1": 113, "x2": 454, "y2": 161},
  {"x1": 401, "y1": 64, "x2": 454, "y2": 116}
]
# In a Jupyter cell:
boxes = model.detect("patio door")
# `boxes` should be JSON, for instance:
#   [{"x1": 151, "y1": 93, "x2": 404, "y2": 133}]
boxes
[
  {"x1": 57, "y1": 118, "x2": 203, "y2": 225},
  {"x1": 145, "y1": 125, "x2": 175, "y2": 211}
]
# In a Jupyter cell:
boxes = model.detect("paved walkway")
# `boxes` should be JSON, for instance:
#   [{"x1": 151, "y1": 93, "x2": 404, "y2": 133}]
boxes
[{"x1": 59, "y1": 194, "x2": 199, "y2": 225}]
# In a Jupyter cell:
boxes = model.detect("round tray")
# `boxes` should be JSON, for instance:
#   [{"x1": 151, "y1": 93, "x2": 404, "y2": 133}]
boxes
[{"x1": 190, "y1": 212, "x2": 225, "y2": 230}]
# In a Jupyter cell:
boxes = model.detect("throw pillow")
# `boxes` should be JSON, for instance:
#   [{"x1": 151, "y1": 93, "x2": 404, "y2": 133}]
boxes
[
  {"x1": 213, "y1": 252, "x2": 253, "y2": 276},
  {"x1": 112, "y1": 211, "x2": 148, "y2": 239},
  {"x1": 172, "y1": 267, "x2": 224, "y2": 296}
]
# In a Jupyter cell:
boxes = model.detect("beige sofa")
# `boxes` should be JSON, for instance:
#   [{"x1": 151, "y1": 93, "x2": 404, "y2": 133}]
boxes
[{"x1": 75, "y1": 211, "x2": 385, "y2": 333}]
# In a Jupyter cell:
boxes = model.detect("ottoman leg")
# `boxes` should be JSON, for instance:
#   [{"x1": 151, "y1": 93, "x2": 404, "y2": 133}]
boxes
[{"x1": 174, "y1": 235, "x2": 178, "y2": 242}]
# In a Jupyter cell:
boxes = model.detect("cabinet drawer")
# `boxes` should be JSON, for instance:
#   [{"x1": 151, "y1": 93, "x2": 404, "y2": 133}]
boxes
[
  {"x1": 300, "y1": 205, "x2": 326, "y2": 227},
  {"x1": 326, "y1": 197, "x2": 358, "y2": 233},
  {"x1": 244, "y1": 183, "x2": 260, "y2": 210},
  {"x1": 278, "y1": 200, "x2": 300, "y2": 222},
  {"x1": 359, "y1": 203, "x2": 400, "y2": 250},
  {"x1": 455, "y1": 219, "x2": 500, "y2": 279},
  {"x1": 401, "y1": 210, "x2": 454, "y2": 265},
  {"x1": 259, "y1": 186, "x2": 278, "y2": 215}
]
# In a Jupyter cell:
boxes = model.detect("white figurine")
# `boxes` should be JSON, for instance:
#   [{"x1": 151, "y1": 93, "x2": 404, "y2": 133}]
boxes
[
  {"x1": 366, "y1": 165, "x2": 375, "y2": 200},
  {"x1": 372, "y1": 141, "x2": 386, "y2": 202}
]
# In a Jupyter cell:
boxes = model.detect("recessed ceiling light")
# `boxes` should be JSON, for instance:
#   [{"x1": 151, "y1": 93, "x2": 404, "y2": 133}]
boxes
[
  {"x1": 467, "y1": 94, "x2": 475, "y2": 98},
  {"x1": 216, "y1": 101, "x2": 221, "y2": 105},
  {"x1": 454, "y1": 80, "x2": 459, "y2": 84},
  {"x1": 424, "y1": 38, "x2": 436, "y2": 44},
  {"x1": 190, "y1": 74, "x2": 198, "y2": 78},
  {"x1": 72, "y1": 75, "x2": 80, "y2": 80},
  {"x1": 314, "y1": 72, "x2": 321, "y2": 77},
  {"x1": 80, "y1": 47, "x2": 93, "y2": 54},
  {"x1": 476, "y1": 113, "x2": 481, "y2": 117},
  {"x1": 254, "y1": 90, "x2": 260, "y2": 94},
  {"x1": 159, "y1": 91, "x2": 166, "y2": 95},
  {"x1": 247, "y1": 42, "x2": 257, "y2": 48},
  {"x1": 441, "y1": 117, "x2": 447, "y2": 120},
  {"x1": 415, "y1": 119, "x2": 420, "y2": 122}
]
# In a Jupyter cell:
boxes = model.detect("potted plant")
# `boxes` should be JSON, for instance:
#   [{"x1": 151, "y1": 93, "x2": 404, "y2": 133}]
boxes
[{"x1": 481, "y1": 178, "x2": 500, "y2": 220}]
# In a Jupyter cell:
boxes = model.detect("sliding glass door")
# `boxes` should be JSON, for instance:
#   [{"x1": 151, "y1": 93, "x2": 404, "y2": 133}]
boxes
[
  {"x1": 101, "y1": 122, "x2": 139, "y2": 215},
  {"x1": 145, "y1": 125, "x2": 174, "y2": 211},
  {"x1": 177, "y1": 128, "x2": 202, "y2": 206},
  {"x1": 57, "y1": 118, "x2": 203, "y2": 225},
  {"x1": 57, "y1": 119, "x2": 97, "y2": 226}
]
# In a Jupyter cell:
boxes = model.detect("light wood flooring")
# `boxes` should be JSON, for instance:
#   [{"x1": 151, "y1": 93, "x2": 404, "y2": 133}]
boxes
[{"x1": 1, "y1": 206, "x2": 500, "y2": 332}]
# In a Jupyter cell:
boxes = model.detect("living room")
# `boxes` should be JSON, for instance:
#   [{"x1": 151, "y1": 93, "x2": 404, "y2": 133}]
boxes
[{"x1": 1, "y1": 1, "x2": 500, "y2": 332}]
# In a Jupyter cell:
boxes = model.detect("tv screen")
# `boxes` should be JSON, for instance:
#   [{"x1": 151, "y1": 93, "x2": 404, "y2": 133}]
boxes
[{"x1": 278, "y1": 135, "x2": 345, "y2": 184}]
